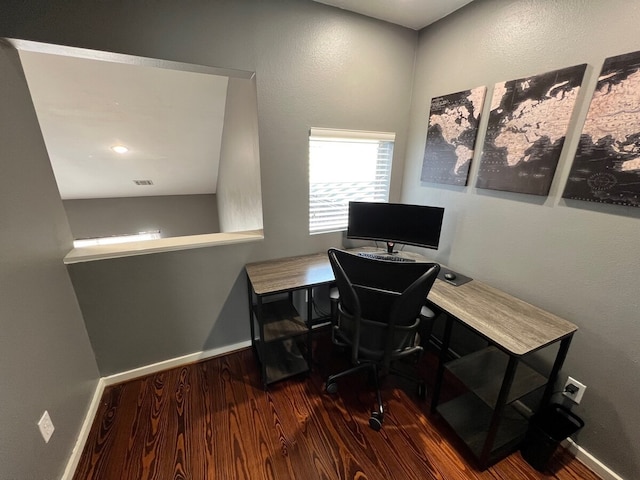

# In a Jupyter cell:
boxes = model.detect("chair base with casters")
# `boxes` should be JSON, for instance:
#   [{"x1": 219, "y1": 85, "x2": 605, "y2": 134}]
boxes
[
  {"x1": 324, "y1": 356, "x2": 427, "y2": 431},
  {"x1": 325, "y1": 304, "x2": 434, "y2": 430},
  {"x1": 325, "y1": 361, "x2": 385, "y2": 430}
]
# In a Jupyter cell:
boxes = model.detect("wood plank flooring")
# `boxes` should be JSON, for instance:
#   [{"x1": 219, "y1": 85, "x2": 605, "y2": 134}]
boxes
[{"x1": 72, "y1": 340, "x2": 600, "y2": 480}]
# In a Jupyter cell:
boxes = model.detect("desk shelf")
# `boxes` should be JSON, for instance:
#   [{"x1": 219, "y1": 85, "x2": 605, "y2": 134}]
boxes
[
  {"x1": 445, "y1": 346, "x2": 547, "y2": 407},
  {"x1": 436, "y1": 346, "x2": 546, "y2": 466},
  {"x1": 437, "y1": 393, "x2": 529, "y2": 463},
  {"x1": 258, "y1": 299, "x2": 307, "y2": 342},
  {"x1": 257, "y1": 337, "x2": 309, "y2": 384},
  {"x1": 249, "y1": 297, "x2": 311, "y2": 387}
]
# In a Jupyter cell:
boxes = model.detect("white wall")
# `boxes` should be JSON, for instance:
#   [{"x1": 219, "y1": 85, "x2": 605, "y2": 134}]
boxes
[
  {"x1": 217, "y1": 77, "x2": 263, "y2": 232},
  {"x1": 403, "y1": 1, "x2": 640, "y2": 478}
]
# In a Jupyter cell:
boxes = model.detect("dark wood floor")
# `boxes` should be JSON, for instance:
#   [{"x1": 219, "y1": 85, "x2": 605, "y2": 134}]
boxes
[{"x1": 73, "y1": 338, "x2": 600, "y2": 480}]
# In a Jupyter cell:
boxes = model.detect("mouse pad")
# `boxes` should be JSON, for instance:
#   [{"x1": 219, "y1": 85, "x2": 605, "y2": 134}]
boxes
[{"x1": 437, "y1": 269, "x2": 473, "y2": 287}]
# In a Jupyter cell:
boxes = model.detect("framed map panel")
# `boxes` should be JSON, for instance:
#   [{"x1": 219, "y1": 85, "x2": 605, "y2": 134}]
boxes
[
  {"x1": 563, "y1": 50, "x2": 640, "y2": 207},
  {"x1": 421, "y1": 86, "x2": 486, "y2": 186},
  {"x1": 476, "y1": 64, "x2": 587, "y2": 196}
]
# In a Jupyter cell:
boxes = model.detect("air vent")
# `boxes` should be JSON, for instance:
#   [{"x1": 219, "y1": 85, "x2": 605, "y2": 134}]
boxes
[{"x1": 133, "y1": 180, "x2": 154, "y2": 186}]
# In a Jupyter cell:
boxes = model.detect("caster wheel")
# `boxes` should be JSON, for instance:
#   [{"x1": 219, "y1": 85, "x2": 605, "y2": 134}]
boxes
[
  {"x1": 325, "y1": 382, "x2": 338, "y2": 394},
  {"x1": 417, "y1": 382, "x2": 427, "y2": 400},
  {"x1": 369, "y1": 411, "x2": 383, "y2": 431}
]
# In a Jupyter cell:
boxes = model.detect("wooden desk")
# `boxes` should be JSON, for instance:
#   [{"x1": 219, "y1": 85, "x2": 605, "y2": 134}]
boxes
[
  {"x1": 246, "y1": 250, "x2": 577, "y2": 467},
  {"x1": 427, "y1": 277, "x2": 577, "y2": 468},
  {"x1": 246, "y1": 252, "x2": 336, "y2": 388}
]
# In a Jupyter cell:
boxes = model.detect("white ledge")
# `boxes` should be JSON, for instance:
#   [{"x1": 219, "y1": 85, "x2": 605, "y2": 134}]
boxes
[{"x1": 63, "y1": 230, "x2": 264, "y2": 264}]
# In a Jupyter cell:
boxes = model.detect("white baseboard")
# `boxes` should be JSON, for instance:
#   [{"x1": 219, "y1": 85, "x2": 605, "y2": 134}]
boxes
[
  {"x1": 102, "y1": 340, "x2": 251, "y2": 386},
  {"x1": 61, "y1": 341, "x2": 251, "y2": 479},
  {"x1": 562, "y1": 438, "x2": 625, "y2": 480}
]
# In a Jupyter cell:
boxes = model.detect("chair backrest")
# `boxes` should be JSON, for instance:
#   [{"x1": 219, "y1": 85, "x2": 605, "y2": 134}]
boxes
[{"x1": 327, "y1": 248, "x2": 440, "y2": 366}]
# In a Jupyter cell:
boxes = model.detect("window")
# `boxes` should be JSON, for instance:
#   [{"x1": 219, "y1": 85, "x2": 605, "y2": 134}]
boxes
[{"x1": 309, "y1": 128, "x2": 394, "y2": 234}]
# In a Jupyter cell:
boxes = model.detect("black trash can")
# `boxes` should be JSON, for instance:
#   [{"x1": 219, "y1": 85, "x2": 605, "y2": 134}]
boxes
[{"x1": 520, "y1": 403, "x2": 584, "y2": 472}]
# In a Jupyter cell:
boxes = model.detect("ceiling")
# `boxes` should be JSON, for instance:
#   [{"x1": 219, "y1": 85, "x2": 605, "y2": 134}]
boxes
[
  {"x1": 312, "y1": 0, "x2": 474, "y2": 30},
  {"x1": 19, "y1": 50, "x2": 228, "y2": 200}
]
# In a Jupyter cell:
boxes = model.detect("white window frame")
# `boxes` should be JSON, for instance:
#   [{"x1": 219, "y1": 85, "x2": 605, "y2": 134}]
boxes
[{"x1": 309, "y1": 128, "x2": 395, "y2": 234}]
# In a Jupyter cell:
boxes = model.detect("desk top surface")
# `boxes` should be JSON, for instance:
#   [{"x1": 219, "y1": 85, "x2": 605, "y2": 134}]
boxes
[
  {"x1": 246, "y1": 251, "x2": 335, "y2": 295},
  {"x1": 246, "y1": 249, "x2": 577, "y2": 356},
  {"x1": 428, "y1": 279, "x2": 576, "y2": 356}
]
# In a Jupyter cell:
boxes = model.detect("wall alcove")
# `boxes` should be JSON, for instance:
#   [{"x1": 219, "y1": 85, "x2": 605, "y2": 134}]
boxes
[{"x1": 8, "y1": 38, "x2": 264, "y2": 263}]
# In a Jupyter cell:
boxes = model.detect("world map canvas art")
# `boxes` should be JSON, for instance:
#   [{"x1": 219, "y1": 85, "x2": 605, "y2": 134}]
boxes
[
  {"x1": 563, "y1": 50, "x2": 640, "y2": 207},
  {"x1": 420, "y1": 86, "x2": 486, "y2": 186},
  {"x1": 476, "y1": 64, "x2": 587, "y2": 196}
]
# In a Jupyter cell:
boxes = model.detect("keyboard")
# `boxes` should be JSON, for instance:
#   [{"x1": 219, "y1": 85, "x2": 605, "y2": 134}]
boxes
[{"x1": 357, "y1": 252, "x2": 416, "y2": 262}]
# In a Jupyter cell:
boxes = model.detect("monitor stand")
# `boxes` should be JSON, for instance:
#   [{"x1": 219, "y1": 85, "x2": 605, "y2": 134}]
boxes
[{"x1": 386, "y1": 242, "x2": 396, "y2": 254}]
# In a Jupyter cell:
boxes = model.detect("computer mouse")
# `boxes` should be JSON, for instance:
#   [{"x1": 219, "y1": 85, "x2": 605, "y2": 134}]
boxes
[{"x1": 444, "y1": 272, "x2": 456, "y2": 281}]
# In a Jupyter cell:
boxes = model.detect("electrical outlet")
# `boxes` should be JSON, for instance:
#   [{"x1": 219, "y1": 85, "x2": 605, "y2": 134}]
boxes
[
  {"x1": 563, "y1": 376, "x2": 587, "y2": 404},
  {"x1": 37, "y1": 410, "x2": 55, "y2": 443}
]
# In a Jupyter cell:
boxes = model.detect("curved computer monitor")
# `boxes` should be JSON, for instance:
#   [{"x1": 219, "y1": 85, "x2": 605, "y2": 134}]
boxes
[{"x1": 347, "y1": 201, "x2": 444, "y2": 254}]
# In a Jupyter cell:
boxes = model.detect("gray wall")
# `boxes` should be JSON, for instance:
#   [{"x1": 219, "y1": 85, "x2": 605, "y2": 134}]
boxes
[
  {"x1": 2, "y1": 0, "x2": 416, "y2": 376},
  {"x1": 5, "y1": 0, "x2": 635, "y2": 478},
  {"x1": 217, "y1": 76, "x2": 263, "y2": 232},
  {"x1": 403, "y1": 1, "x2": 640, "y2": 478},
  {"x1": 0, "y1": 42, "x2": 99, "y2": 479},
  {"x1": 63, "y1": 194, "x2": 220, "y2": 239},
  {"x1": 0, "y1": 4, "x2": 416, "y2": 478},
  {"x1": 65, "y1": 0, "x2": 415, "y2": 375}
]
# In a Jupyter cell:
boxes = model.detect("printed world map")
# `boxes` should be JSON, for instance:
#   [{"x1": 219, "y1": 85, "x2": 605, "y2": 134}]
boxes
[
  {"x1": 421, "y1": 86, "x2": 486, "y2": 186},
  {"x1": 476, "y1": 64, "x2": 587, "y2": 196},
  {"x1": 563, "y1": 50, "x2": 640, "y2": 207}
]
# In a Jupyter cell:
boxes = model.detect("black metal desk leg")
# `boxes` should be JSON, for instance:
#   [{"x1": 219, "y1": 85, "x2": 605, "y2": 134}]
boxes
[
  {"x1": 541, "y1": 334, "x2": 573, "y2": 407},
  {"x1": 431, "y1": 313, "x2": 453, "y2": 413},
  {"x1": 479, "y1": 355, "x2": 519, "y2": 468},
  {"x1": 247, "y1": 275, "x2": 255, "y2": 349},
  {"x1": 306, "y1": 286, "x2": 313, "y2": 370},
  {"x1": 255, "y1": 295, "x2": 268, "y2": 390}
]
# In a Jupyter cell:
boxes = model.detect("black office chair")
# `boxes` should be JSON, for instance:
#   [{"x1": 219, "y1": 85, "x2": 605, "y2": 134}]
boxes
[{"x1": 325, "y1": 248, "x2": 440, "y2": 430}]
